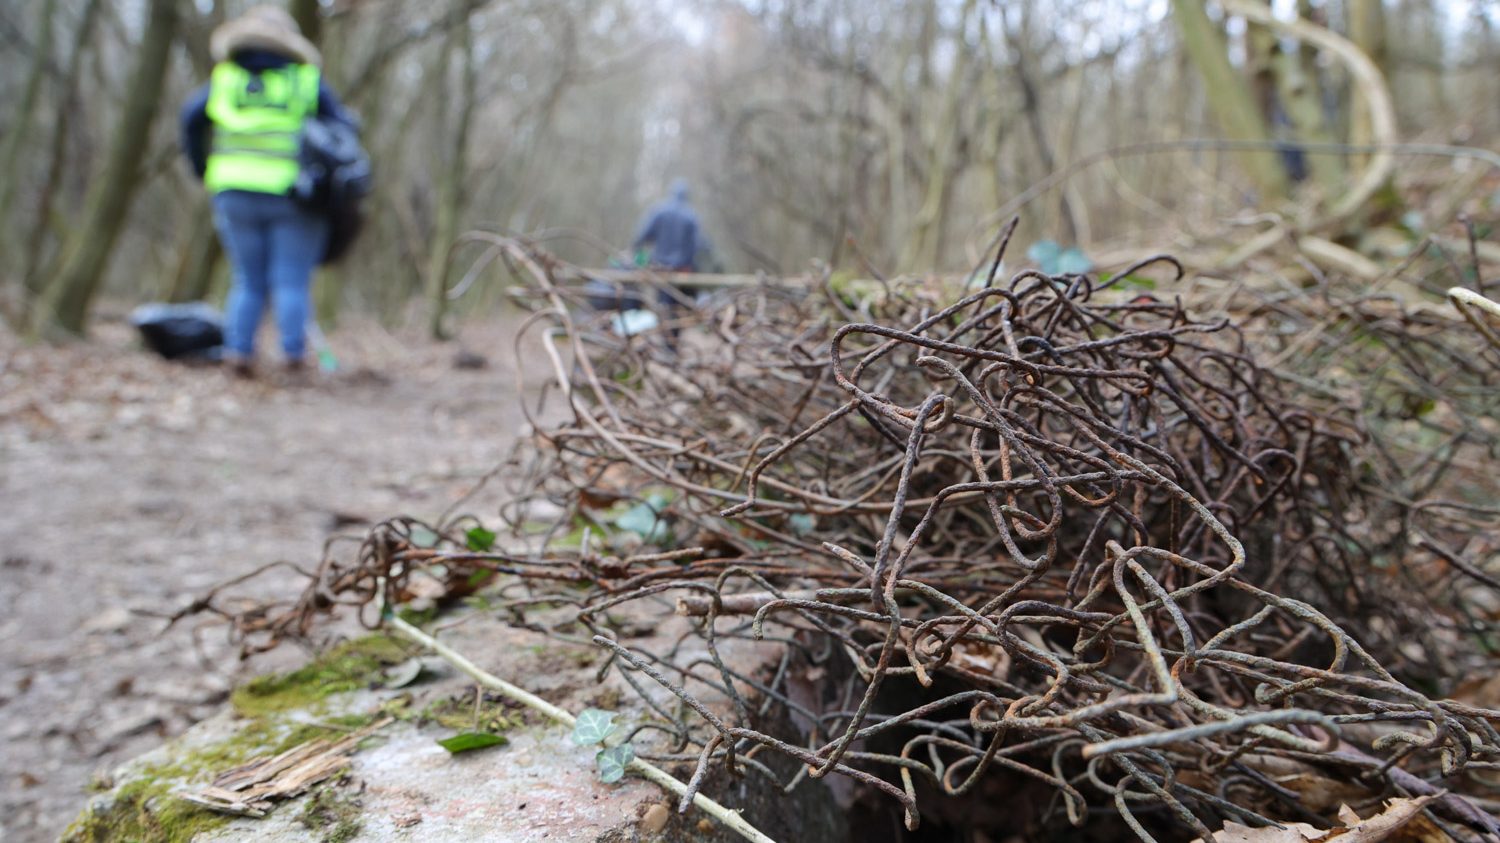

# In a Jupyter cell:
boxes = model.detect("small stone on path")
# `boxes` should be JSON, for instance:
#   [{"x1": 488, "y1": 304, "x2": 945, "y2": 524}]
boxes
[{"x1": 640, "y1": 802, "x2": 670, "y2": 834}]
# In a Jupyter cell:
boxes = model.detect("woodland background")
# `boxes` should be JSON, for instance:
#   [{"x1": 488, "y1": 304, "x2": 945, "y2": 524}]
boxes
[{"x1": 0, "y1": 0, "x2": 1496, "y2": 340}]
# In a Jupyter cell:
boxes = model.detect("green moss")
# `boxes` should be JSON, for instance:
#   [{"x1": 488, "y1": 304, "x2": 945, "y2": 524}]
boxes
[
  {"x1": 192, "y1": 715, "x2": 376, "y2": 774},
  {"x1": 231, "y1": 634, "x2": 411, "y2": 717},
  {"x1": 66, "y1": 631, "x2": 393, "y2": 843},
  {"x1": 63, "y1": 712, "x2": 380, "y2": 843},
  {"x1": 299, "y1": 782, "x2": 363, "y2": 843},
  {"x1": 417, "y1": 691, "x2": 525, "y2": 733},
  {"x1": 64, "y1": 635, "x2": 404, "y2": 841},
  {"x1": 62, "y1": 710, "x2": 381, "y2": 843},
  {"x1": 397, "y1": 604, "x2": 440, "y2": 626},
  {"x1": 62, "y1": 771, "x2": 228, "y2": 843},
  {"x1": 589, "y1": 687, "x2": 624, "y2": 711},
  {"x1": 327, "y1": 816, "x2": 361, "y2": 843}
]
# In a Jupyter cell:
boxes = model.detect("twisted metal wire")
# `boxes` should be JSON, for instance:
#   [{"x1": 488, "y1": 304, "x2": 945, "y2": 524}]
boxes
[{"x1": 191, "y1": 232, "x2": 1500, "y2": 841}]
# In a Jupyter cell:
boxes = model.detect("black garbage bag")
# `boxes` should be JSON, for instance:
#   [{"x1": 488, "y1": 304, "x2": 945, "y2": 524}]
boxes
[
  {"x1": 130, "y1": 302, "x2": 224, "y2": 361},
  {"x1": 292, "y1": 116, "x2": 372, "y2": 265}
]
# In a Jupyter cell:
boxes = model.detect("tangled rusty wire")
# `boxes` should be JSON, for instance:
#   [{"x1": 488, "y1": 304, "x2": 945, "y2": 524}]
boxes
[{"x1": 189, "y1": 228, "x2": 1500, "y2": 841}]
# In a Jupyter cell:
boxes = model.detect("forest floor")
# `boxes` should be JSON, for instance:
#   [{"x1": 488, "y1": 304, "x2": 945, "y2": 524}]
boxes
[{"x1": 0, "y1": 310, "x2": 554, "y2": 842}]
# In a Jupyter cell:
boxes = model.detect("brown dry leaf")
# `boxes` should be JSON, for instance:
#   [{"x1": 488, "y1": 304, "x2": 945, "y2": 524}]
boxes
[
  {"x1": 950, "y1": 640, "x2": 1011, "y2": 678},
  {"x1": 1207, "y1": 794, "x2": 1444, "y2": 843},
  {"x1": 1325, "y1": 794, "x2": 1440, "y2": 842},
  {"x1": 1207, "y1": 820, "x2": 1331, "y2": 842},
  {"x1": 1450, "y1": 673, "x2": 1500, "y2": 709},
  {"x1": 1273, "y1": 772, "x2": 1373, "y2": 814},
  {"x1": 1396, "y1": 812, "x2": 1458, "y2": 843}
]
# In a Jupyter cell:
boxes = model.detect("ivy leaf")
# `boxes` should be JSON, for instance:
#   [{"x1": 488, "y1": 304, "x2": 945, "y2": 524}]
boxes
[
  {"x1": 572, "y1": 708, "x2": 617, "y2": 746},
  {"x1": 437, "y1": 732, "x2": 508, "y2": 754},
  {"x1": 466, "y1": 526, "x2": 497, "y2": 552},
  {"x1": 1027, "y1": 239, "x2": 1062, "y2": 273},
  {"x1": 596, "y1": 743, "x2": 635, "y2": 783},
  {"x1": 1027, "y1": 240, "x2": 1093, "y2": 275},
  {"x1": 381, "y1": 658, "x2": 425, "y2": 689},
  {"x1": 1111, "y1": 274, "x2": 1156, "y2": 291},
  {"x1": 613, "y1": 492, "x2": 673, "y2": 544},
  {"x1": 1055, "y1": 247, "x2": 1093, "y2": 275},
  {"x1": 614, "y1": 502, "x2": 665, "y2": 540}
]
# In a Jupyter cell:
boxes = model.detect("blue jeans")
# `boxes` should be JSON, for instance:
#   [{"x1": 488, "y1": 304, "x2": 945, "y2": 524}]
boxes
[{"x1": 213, "y1": 190, "x2": 328, "y2": 361}]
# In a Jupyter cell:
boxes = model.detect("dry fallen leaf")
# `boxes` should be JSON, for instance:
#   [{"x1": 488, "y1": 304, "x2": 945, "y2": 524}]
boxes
[
  {"x1": 1204, "y1": 794, "x2": 1442, "y2": 843},
  {"x1": 1207, "y1": 820, "x2": 1329, "y2": 842},
  {"x1": 1273, "y1": 772, "x2": 1373, "y2": 814},
  {"x1": 1396, "y1": 812, "x2": 1459, "y2": 843},
  {"x1": 950, "y1": 640, "x2": 1011, "y2": 678},
  {"x1": 1326, "y1": 795, "x2": 1440, "y2": 842},
  {"x1": 1450, "y1": 673, "x2": 1500, "y2": 709}
]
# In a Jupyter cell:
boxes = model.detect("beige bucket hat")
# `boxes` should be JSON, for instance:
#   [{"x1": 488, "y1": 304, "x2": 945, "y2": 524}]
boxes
[{"x1": 210, "y1": 5, "x2": 321, "y2": 66}]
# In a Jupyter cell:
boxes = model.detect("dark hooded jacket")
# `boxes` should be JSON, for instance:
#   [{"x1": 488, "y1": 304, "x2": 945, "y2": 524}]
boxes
[
  {"x1": 180, "y1": 49, "x2": 357, "y2": 181},
  {"x1": 632, "y1": 181, "x2": 705, "y2": 271}
]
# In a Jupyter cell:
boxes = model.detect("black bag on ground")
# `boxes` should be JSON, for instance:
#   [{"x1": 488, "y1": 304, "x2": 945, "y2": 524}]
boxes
[
  {"x1": 130, "y1": 302, "x2": 224, "y2": 361},
  {"x1": 292, "y1": 116, "x2": 372, "y2": 265}
]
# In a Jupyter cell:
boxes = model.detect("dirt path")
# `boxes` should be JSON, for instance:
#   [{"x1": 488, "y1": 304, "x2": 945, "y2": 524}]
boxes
[{"x1": 0, "y1": 315, "x2": 552, "y2": 842}]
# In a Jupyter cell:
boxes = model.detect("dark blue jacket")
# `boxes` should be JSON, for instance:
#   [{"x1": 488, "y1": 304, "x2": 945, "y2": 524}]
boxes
[
  {"x1": 180, "y1": 49, "x2": 357, "y2": 180},
  {"x1": 632, "y1": 181, "x2": 706, "y2": 271}
]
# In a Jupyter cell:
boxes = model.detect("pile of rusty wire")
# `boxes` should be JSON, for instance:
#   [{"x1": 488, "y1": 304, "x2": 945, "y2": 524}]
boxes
[
  {"x1": 1223, "y1": 253, "x2": 1500, "y2": 706},
  {"x1": 196, "y1": 231, "x2": 1500, "y2": 841}
]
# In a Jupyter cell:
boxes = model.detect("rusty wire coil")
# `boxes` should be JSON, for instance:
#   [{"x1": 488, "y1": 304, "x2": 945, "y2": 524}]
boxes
[{"x1": 189, "y1": 230, "x2": 1500, "y2": 841}]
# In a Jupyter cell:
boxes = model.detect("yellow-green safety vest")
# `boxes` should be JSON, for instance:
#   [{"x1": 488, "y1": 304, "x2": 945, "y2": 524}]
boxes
[{"x1": 204, "y1": 62, "x2": 319, "y2": 195}]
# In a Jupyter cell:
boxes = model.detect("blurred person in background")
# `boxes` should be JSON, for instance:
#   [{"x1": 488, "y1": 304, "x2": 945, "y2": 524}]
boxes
[
  {"x1": 632, "y1": 178, "x2": 708, "y2": 273},
  {"x1": 179, "y1": 6, "x2": 356, "y2": 377}
]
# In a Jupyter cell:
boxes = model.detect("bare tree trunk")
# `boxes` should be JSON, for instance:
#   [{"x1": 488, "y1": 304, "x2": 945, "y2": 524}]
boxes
[
  {"x1": 1245, "y1": 0, "x2": 1278, "y2": 125},
  {"x1": 21, "y1": 0, "x2": 104, "y2": 301},
  {"x1": 166, "y1": 0, "x2": 225, "y2": 305},
  {"x1": 1347, "y1": 0, "x2": 1387, "y2": 152},
  {"x1": 1224, "y1": 0, "x2": 1395, "y2": 222},
  {"x1": 426, "y1": 11, "x2": 476, "y2": 340},
  {"x1": 1008, "y1": 3, "x2": 1080, "y2": 244},
  {"x1": 31, "y1": 0, "x2": 177, "y2": 337},
  {"x1": 175, "y1": 0, "x2": 224, "y2": 73},
  {"x1": 1273, "y1": 35, "x2": 1345, "y2": 193},
  {"x1": 167, "y1": 210, "x2": 221, "y2": 302},
  {"x1": 288, "y1": 0, "x2": 321, "y2": 45},
  {"x1": 1170, "y1": 0, "x2": 1288, "y2": 201},
  {"x1": 286, "y1": 0, "x2": 344, "y2": 326},
  {"x1": 1478, "y1": 5, "x2": 1500, "y2": 138},
  {"x1": 905, "y1": 0, "x2": 979, "y2": 270},
  {"x1": 0, "y1": 0, "x2": 59, "y2": 254},
  {"x1": 885, "y1": 6, "x2": 928, "y2": 264},
  {"x1": 352, "y1": 26, "x2": 413, "y2": 323}
]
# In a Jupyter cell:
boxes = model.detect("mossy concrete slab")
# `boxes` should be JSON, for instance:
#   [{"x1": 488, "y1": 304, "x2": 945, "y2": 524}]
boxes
[
  {"x1": 66, "y1": 607, "x2": 844, "y2": 842},
  {"x1": 205, "y1": 722, "x2": 667, "y2": 842}
]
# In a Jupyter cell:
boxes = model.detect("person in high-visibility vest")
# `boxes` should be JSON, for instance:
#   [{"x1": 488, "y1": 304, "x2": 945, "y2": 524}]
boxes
[{"x1": 180, "y1": 6, "x2": 356, "y2": 376}]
